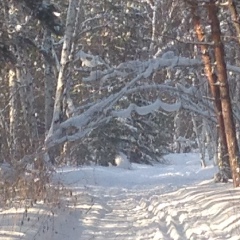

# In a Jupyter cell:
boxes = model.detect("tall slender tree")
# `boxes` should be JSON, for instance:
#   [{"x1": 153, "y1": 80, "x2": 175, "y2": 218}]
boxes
[
  {"x1": 46, "y1": 0, "x2": 78, "y2": 145},
  {"x1": 189, "y1": 1, "x2": 230, "y2": 179},
  {"x1": 208, "y1": 0, "x2": 240, "y2": 187}
]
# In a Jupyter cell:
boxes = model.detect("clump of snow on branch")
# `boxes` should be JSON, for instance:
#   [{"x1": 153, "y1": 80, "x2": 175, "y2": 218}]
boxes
[
  {"x1": 113, "y1": 99, "x2": 181, "y2": 118},
  {"x1": 76, "y1": 49, "x2": 202, "y2": 83},
  {"x1": 75, "y1": 50, "x2": 105, "y2": 68},
  {"x1": 161, "y1": 51, "x2": 175, "y2": 59}
]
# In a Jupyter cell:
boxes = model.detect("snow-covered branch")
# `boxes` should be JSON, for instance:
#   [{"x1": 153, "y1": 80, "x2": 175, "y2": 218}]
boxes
[
  {"x1": 112, "y1": 99, "x2": 181, "y2": 118},
  {"x1": 227, "y1": 64, "x2": 240, "y2": 74},
  {"x1": 45, "y1": 53, "x2": 221, "y2": 148},
  {"x1": 75, "y1": 50, "x2": 240, "y2": 84},
  {"x1": 76, "y1": 52, "x2": 202, "y2": 83},
  {"x1": 45, "y1": 80, "x2": 215, "y2": 148}
]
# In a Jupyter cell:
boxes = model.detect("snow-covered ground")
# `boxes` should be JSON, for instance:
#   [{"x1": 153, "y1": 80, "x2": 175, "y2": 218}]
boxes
[{"x1": 1, "y1": 153, "x2": 240, "y2": 240}]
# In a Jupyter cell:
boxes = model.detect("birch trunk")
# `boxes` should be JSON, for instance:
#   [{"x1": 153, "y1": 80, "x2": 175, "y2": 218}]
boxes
[
  {"x1": 149, "y1": 1, "x2": 157, "y2": 54},
  {"x1": 42, "y1": 15, "x2": 57, "y2": 163},
  {"x1": 8, "y1": 68, "x2": 18, "y2": 159},
  {"x1": 61, "y1": 0, "x2": 83, "y2": 162},
  {"x1": 46, "y1": 0, "x2": 78, "y2": 145},
  {"x1": 192, "y1": 114, "x2": 206, "y2": 167},
  {"x1": 43, "y1": 32, "x2": 55, "y2": 131},
  {"x1": 173, "y1": 112, "x2": 181, "y2": 153},
  {"x1": 204, "y1": 120, "x2": 215, "y2": 161},
  {"x1": 63, "y1": 0, "x2": 83, "y2": 118}
]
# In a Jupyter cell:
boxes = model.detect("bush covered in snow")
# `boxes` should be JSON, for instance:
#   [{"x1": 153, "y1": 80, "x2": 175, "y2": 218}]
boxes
[{"x1": 115, "y1": 152, "x2": 132, "y2": 170}]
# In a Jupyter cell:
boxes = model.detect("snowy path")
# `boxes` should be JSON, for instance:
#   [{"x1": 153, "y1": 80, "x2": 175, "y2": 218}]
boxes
[
  {"x1": 1, "y1": 153, "x2": 240, "y2": 240},
  {"x1": 71, "y1": 184, "x2": 240, "y2": 240}
]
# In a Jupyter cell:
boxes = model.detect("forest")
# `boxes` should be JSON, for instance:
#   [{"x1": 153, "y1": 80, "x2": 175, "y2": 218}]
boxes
[{"x1": 1, "y1": 0, "x2": 240, "y2": 207}]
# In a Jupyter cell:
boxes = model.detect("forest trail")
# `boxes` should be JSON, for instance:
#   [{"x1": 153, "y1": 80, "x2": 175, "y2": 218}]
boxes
[
  {"x1": 1, "y1": 153, "x2": 240, "y2": 240},
  {"x1": 62, "y1": 183, "x2": 240, "y2": 240}
]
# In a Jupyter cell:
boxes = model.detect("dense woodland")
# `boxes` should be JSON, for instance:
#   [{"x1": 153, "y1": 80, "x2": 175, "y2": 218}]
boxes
[{"x1": 1, "y1": 0, "x2": 240, "y2": 204}]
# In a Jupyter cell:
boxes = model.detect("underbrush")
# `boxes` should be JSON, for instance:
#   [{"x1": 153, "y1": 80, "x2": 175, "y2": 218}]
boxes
[{"x1": 0, "y1": 153, "x2": 66, "y2": 210}]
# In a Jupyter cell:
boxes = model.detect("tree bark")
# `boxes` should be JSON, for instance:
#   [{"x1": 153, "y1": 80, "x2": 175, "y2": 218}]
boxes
[
  {"x1": 46, "y1": 0, "x2": 78, "y2": 146},
  {"x1": 42, "y1": 2, "x2": 57, "y2": 163},
  {"x1": 43, "y1": 29, "x2": 55, "y2": 132},
  {"x1": 208, "y1": 1, "x2": 240, "y2": 187},
  {"x1": 190, "y1": 2, "x2": 230, "y2": 174},
  {"x1": 228, "y1": 0, "x2": 240, "y2": 43},
  {"x1": 191, "y1": 113, "x2": 206, "y2": 167},
  {"x1": 228, "y1": 0, "x2": 240, "y2": 149},
  {"x1": 8, "y1": 68, "x2": 18, "y2": 159}
]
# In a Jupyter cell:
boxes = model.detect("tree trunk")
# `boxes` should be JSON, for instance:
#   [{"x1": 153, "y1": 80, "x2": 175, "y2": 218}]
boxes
[
  {"x1": 228, "y1": 0, "x2": 240, "y2": 149},
  {"x1": 8, "y1": 68, "x2": 19, "y2": 159},
  {"x1": 192, "y1": 114, "x2": 206, "y2": 167},
  {"x1": 190, "y1": 2, "x2": 230, "y2": 174},
  {"x1": 43, "y1": 29, "x2": 55, "y2": 132},
  {"x1": 46, "y1": 0, "x2": 78, "y2": 146},
  {"x1": 42, "y1": 28, "x2": 57, "y2": 163},
  {"x1": 228, "y1": 0, "x2": 240, "y2": 43},
  {"x1": 208, "y1": 1, "x2": 240, "y2": 187},
  {"x1": 173, "y1": 112, "x2": 181, "y2": 153}
]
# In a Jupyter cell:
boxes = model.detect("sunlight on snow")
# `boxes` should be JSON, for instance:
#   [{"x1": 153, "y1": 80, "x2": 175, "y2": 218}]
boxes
[{"x1": 1, "y1": 153, "x2": 240, "y2": 240}]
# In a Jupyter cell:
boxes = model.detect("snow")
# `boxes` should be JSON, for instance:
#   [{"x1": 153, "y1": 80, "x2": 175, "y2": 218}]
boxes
[
  {"x1": 75, "y1": 50, "x2": 104, "y2": 68},
  {"x1": 112, "y1": 99, "x2": 181, "y2": 118},
  {"x1": 77, "y1": 50, "x2": 202, "y2": 83},
  {"x1": 46, "y1": 53, "x2": 204, "y2": 148},
  {"x1": 161, "y1": 51, "x2": 175, "y2": 59},
  {"x1": 115, "y1": 152, "x2": 132, "y2": 170},
  {"x1": 1, "y1": 153, "x2": 240, "y2": 240}
]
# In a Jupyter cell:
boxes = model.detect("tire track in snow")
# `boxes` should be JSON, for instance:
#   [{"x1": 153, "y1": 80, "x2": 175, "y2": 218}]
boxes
[
  {"x1": 76, "y1": 183, "x2": 240, "y2": 240},
  {"x1": 0, "y1": 181, "x2": 240, "y2": 239}
]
